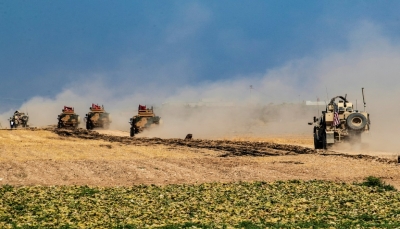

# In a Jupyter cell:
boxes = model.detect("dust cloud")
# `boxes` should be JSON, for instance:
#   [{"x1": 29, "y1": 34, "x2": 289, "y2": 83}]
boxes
[{"x1": 1, "y1": 22, "x2": 399, "y2": 152}]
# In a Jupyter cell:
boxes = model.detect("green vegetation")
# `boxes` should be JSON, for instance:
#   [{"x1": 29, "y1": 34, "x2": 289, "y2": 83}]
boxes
[
  {"x1": 356, "y1": 176, "x2": 397, "y2": 192},
  {"x1": 1, "y1": 180, "x2": 399, "y2": 228}
]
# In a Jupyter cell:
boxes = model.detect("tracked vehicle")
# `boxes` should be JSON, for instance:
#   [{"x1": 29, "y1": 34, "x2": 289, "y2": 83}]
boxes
[
  {"x1": 57, "y1": 106, "x2": 80, "y2": 129},
  {"x1": 129, "y1": 105, "x2": 161, "y2": 137},
  {"x1": 85, "y1": 104, "x2": 111, "y2": 130},
  {"x1": 9, "y1": 111, "x2": 29, "y2": 128},
  {"x1": 309, "y1": 88, "x2": 370, "y2": 149}
]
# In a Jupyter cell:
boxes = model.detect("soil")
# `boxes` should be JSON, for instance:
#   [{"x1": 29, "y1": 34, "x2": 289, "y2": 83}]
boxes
[{"x1": 0, "y1": 128, "x2": 399, "y2": 189}]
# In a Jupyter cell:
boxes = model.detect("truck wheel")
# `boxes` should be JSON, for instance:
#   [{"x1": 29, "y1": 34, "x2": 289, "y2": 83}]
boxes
[
  {"x1": 86, "y1": 121, "x2": 92, "y2": 130},
  {"x1": 346, "y1": 113, "x2": 367, "y2": 131},
  {"x1": 130, "y1": 127, "x2": 135, "y2": 137},
  {"x1": 322, "y1": 133, "x2": 328, "y2": 150},
  {"x1": 314, "y1": 133, "x2": 321, "y2": 149}
]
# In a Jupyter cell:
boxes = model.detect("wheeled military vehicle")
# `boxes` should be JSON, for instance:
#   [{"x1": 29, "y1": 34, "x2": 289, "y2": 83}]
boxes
[
  {"x1": 9, "y1": 111, "x2": 29, "y2": 128},
  {"x1": 57, "y1": 106, "x2": 80, "y2": 129},
  {"x1": 85, "y1": 104, "x2": 112, "y2": 130},
  {"x1": 129, "y1": 105, "x2": 161, "y2": 137},
  {"x1": 309, "y1": 88, "x2": 370, "y2": 149}
]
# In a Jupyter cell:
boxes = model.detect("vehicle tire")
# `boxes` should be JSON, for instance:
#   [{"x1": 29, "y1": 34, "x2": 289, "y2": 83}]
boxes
[
  {"x1": 313, "y1": 133, "x2": 318, "y2": 149},
  {"x1": 314, "y1": 133, "x2": 321, "y2": 149},
  {"x1": 346, "y1": 113, "x2": 367, "y2": 131},
  {"x1": 322, "y1": 133, "x2": 327, "y2": 150},
  {"x1": 130, "y1": 127, "x2": 135, "y2": 137},
  {"x1": 86, "y1": 121, "x2": 93, "y2": 130}
]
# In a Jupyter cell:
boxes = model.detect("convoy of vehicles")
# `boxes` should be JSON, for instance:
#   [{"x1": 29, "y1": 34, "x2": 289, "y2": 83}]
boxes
[{"x1": 3, "y1": 88, "x2": 371, "y2": 149}]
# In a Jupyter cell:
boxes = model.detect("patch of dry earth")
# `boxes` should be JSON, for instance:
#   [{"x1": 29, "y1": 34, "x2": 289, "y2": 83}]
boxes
[{"x1": 0, "y1": 129, "x2": 399, "y2": 189}]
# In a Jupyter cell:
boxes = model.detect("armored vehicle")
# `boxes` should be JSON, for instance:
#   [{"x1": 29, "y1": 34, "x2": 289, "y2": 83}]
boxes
[
  {"x1": 85, "y1": 104, "x2": 112, "y2": 130},
  {"x1": 57, "y1": 106, "x2": 80, "y2": 129},
  {"x1": 129, "y1": 105, "x2": 161, "y2": 137},
  {"x1": 309, "y1": 88, "x2": 370, "y2": 149},
  {"x1": 9, "y1": 110, "x2": 29, "y2": 128}
]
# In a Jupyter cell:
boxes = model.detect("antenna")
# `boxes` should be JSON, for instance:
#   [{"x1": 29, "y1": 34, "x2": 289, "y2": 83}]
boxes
[{"x1": 362, "y1": 87, "x2": 366, "y2": 112}]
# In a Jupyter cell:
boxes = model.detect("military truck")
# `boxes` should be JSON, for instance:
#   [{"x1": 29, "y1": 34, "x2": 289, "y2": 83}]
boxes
[
  {"x1": 85, "y1": 104, "x2": 112, "y2": 130},
  {"x1": 57, "y1": 106, "x2": 80, "y2": 129},
  {"x1": 309, "y1": 88, "x2": 370, "y2": 149},
  {"x1": 9, "y1": 111, "x2": 29, "y2": 128},
  {"x1": 129, "y1": 105, "x2": 161, "y2": 137}
]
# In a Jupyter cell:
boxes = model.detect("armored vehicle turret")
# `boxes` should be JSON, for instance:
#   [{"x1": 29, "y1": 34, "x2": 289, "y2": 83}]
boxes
[
  {"x1": 9, "y1": 110, "x2": 29, "y2": 128},
  {"x1": 129, "y1": 105, "x2": 161, "y2": 137},
  {"x1": 57, "y1": 106, "x2": 80, "y2": 129},
  {"x1": 85, "y1": 104, "x2": 112, "y2": 130},
  {"x1": 309, "y1": 89, "x2": 370, "y2": 149}
]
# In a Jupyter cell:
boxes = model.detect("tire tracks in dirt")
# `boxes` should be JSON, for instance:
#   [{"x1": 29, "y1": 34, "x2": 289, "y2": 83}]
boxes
[
  {"x1": 53, "y1": 128, "x2": 314, "y2": 156},
  {"x1": 51, "y1": 128, "x2": 399, "y2": 164}
]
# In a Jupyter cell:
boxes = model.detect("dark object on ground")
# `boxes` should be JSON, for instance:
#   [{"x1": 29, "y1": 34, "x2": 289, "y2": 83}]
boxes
[{"x1": 185, "y1": 134, "x2": 193, "y2": 140}]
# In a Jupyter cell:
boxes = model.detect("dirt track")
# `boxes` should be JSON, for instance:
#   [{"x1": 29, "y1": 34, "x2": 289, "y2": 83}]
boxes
[{"x1": 0, "y1": 128, "x2": 399, "y2": 188}]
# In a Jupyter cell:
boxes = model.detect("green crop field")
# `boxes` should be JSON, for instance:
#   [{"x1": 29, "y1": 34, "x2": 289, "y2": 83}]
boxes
[{"x1": 1, "y1": 179, "x2": 400, "y2": 228}]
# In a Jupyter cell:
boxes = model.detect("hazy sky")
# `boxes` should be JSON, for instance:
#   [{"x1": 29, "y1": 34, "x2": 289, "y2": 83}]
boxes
[{"x1": 1, "y1": 0, "x2": 400, "y2": 111}]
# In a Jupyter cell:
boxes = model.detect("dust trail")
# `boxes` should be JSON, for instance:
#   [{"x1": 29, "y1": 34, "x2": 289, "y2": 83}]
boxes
[{"x1": 1, "y1": 22, "x2": 400, "y2": 152}]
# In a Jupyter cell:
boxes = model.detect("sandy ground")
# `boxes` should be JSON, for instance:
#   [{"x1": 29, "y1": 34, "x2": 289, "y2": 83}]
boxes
[{"x1": 0, "y1": 129, "x2": 399, "y2": 189}]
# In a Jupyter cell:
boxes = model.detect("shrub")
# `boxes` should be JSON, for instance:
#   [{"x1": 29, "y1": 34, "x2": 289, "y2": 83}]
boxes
[{"x1": 359, "y1": 176, "x2": 397, "y2": 191}]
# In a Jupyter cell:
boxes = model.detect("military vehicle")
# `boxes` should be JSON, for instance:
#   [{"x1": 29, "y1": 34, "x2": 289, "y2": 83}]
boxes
[
  {"x1": 309, "y1": 88, "x2": 370, "y2": 149},
  {"x1": 85, "y1": 104, "x2": 112, "y2": 130},
  {"x1": 129, "y1": 105, "x2": 161, "y2": 137},
  {"x1": 57, "y1": 106, "x2": 80, "y2": 129},
  {"x1": 9, "y1": 111, "x2": 29, "y2": 128}
]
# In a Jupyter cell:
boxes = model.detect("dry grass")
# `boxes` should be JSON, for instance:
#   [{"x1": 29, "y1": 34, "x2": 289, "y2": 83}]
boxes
[
  {"x1": 0, "y1": 129, "x2": 399, "y2": 189},
  {"x1": 0, "y1": 130, "x2": 219, "y2": 161},
  {"x1": 221, "y1": 134, "x2": 313, "y2": 146}
]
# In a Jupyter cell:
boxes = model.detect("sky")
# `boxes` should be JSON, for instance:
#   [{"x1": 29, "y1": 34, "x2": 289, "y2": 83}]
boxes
[{"x1": 1, "y1": 1, "x2": 400, "y2": 144}]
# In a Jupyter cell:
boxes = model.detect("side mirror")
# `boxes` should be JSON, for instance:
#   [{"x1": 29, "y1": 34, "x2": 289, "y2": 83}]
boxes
[
  {"x1": 313, "y1": 116, "x2": 318, "y2": 122},
  {"x1": 308, "y1": 122, "x2": 313, "y2": 125}
]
